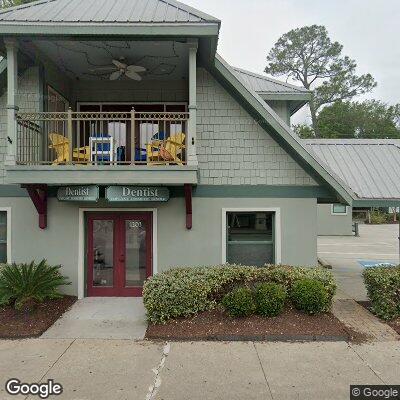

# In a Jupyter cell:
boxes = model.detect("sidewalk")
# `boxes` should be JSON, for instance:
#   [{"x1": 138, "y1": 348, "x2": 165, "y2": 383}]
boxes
[
  {"x1": 1, "y1": 339, "x2": 399, "y2": 400},
  {"x1": 41, "y1": 297, "x2": 147, "y2": 340}
]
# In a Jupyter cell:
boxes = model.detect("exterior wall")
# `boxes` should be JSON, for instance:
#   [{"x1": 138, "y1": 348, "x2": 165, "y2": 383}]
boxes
[
  {"x1": 0, "y1": 66, "x2": 41, "y2": 183},
  {"x1": 0, "y1": 196, "x2": 317, "y2": 296},
  {"x1": 43, "y1": 60, "x2": 73, "y2": 106},
  {"x1": 196, "y1": 68, "x2": 317, "y2": 186},
  {"x1": 317, "y1": 204, "x2": 353, "y2": 236},
  {"x1": 266, "y1": 100, "x2": 290, "y2": 126}
]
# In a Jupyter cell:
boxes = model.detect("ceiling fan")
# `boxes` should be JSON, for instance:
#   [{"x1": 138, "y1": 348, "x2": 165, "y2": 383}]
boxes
[{"x1": 91, "y1": 59, "x2": 146, "y2": 81}]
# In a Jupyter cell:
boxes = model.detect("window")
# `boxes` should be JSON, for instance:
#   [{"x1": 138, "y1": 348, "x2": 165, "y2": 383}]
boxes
[
  {"x1": 0, "y1": 210, "x2": 9, "y2": 264},
  {"x1": 332, "y1": 204, "x2": 347, "y2": 215},
  {"x1": 47, "y1": 86, "x2": 69, "y2": 137},
  {"x1": 47, "y1": 86, "x2": 69, "y2": 113},
  {"x1": 226, "y1": 211, "x2": 275, "y2": 266}
]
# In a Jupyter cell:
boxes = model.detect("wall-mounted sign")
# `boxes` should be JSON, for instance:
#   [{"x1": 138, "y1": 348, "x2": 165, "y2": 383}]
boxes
[
  {"x1": 106, "y1": 186, "x2": 170, "y2": 202},
  {"x1": 57, "y1": 185, "x2": 99, "y2": 202}
]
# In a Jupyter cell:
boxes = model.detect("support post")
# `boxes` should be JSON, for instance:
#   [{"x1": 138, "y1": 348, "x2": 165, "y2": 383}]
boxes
[
  {"x1": 23, "y1": 185, "x2": 48, "y2": 229},
  {"x1": 131, "y1": 107, "x2": 135, "y2": 165},
  {"x1": 4, "y1": 38, "x2": 19, "y2": 166},
  {"x1": 187, "y1": 39, "x2": 198, "y2": 166},
  {"x1": 67, "y1": 107, "x2": 73, "y2": 163},
  {"x1": 184, "y1": 184, "x2": 193, "y2": 230}
]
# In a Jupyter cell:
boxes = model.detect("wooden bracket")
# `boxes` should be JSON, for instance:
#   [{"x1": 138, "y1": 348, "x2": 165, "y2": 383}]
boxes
[
  {"x1": 22, "y1": 184, "x2": 48, "y2": 229},
  {"x1": 184, "y1": 184, "x2": 193, "y2": 230}
]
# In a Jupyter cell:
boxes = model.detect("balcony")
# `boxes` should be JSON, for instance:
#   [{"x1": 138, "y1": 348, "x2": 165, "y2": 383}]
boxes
[{"x1": 5, "y1": 110, "x2": 198, "y2": 185}]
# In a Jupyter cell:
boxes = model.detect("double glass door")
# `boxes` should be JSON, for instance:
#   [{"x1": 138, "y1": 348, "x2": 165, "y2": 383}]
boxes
[{"x1": 87, "y1": 212, "x2": 152, "y2": 296}]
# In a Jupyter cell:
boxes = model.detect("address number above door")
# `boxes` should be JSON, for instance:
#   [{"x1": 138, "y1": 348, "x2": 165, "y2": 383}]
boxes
[{"x1": 106, "y1": 186, "x2": 170, "y2": 202}]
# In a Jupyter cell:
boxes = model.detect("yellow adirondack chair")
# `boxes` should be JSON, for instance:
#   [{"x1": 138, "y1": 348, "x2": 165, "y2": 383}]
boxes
[
  {"x1": 49, "y1": 133, "x2": 90, "y2": 164},
  {"x1": 146, "y1": 133, "x2": 186, "y2": 165}
]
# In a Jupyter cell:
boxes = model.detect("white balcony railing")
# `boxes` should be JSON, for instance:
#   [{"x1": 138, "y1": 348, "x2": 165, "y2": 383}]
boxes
[{"x1": 16, "y1": 110, "x2": 189, "y2": 166}]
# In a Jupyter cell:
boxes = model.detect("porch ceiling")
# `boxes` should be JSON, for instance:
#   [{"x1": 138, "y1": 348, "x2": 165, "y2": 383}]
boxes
[{"x1": 23, "y1": 39, "x2": 189, "y2": 81}]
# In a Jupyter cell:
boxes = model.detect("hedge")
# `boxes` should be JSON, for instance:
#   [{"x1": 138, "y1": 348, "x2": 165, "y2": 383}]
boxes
[
  {"x1": 363, "y1": 266, "x2": 400, "y2": 320},
  {"x1": 291, "y1": 279, "x2": 330, "y2": 315},
  {"x1": 143, "y1": 265, "x2": 336, "y2": 323}
]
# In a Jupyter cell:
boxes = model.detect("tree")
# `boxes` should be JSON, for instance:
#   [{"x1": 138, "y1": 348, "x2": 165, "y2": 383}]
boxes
[
  {"x1": 265, "y1": 25, "x2": 376, "y2": 137},
  {"x1": 295, "y1": 100, "x2": 400, "y2": 139},
  {"x1": 0, "y1": 0, "x2": 33, "y2": 8}
]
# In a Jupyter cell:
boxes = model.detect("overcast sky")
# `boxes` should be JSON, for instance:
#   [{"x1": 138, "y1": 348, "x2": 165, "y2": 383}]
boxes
[{"x1": 185, "y1": 0, "x2": 400, "y2": 125}]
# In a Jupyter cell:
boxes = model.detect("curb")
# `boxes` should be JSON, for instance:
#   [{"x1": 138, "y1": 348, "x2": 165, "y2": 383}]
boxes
[
  {"x1": 318, "y1": 257, "x2": 332, "y2": 269},
  {"x1": 146, "y1": 334, "x2": 349, "y2": 342}
]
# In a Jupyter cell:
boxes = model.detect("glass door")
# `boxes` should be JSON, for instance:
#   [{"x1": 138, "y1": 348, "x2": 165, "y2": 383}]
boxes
[
  {"x1": 120, "y1": 214, "x2": 153, "y2": 296},
  {"x1": 87, "y1": 212, "x2": 152, "y2": 296}
]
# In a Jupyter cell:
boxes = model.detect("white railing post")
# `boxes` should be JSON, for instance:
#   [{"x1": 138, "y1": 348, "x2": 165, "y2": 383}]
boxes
[
  {"x1": 131, "y1": 107, "x2": 135, "y2": 165},
  {"x1": 187, "y1": 39, "x2": 198, "y2": 166},
  {"x1": 67, "y1": 107, "x2": 73, "y2": 163},
  {"x1": 4, "y1": 38, "x2": 19, "y2": 166}
]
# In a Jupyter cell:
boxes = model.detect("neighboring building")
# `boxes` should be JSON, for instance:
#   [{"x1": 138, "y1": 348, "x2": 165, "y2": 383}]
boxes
[
  {"x1": 305, "y1": 140, "x2": 400, "y2": 236},
  {"x1": 0, "y1": 0, "x2": 381, "y2": 298}
]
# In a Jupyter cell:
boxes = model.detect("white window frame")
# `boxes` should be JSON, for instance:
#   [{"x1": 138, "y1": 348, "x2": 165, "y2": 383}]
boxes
[
  {"x1": 221, "y1": 208, "x2": 281, "y2": 265},
  {"x1": 78, "y1": 207, "x2": 157, "y2": 299},
  {"x1": 0, "y1": 207, "x2": 11, "y2": 264},
  {"x1": 331, "y1": 204, "x2": 348, "y2": 216}
]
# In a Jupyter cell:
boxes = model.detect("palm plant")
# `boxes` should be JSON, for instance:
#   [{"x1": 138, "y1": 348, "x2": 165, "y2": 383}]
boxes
[{"x1": 0, "y1": 260, "x2": 70, "y2": 310}]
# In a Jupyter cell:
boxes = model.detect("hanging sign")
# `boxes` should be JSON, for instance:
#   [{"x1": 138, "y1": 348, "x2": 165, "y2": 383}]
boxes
[
  {"x1": 57, "y1": 185, "x2": 99, "y2": 202},
  {"x1": 106, "y1": 186, "x2": 170, "y2": 202}
]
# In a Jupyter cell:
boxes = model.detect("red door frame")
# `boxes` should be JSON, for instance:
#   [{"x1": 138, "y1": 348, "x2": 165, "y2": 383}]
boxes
[{"x1": 87, "y1": 212, "x2": 153, "y2": 297}]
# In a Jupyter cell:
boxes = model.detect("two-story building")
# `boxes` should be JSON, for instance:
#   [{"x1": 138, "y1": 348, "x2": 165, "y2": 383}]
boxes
[{"x1": 0, "y1": 0, "x2": 357, "y2": 298}]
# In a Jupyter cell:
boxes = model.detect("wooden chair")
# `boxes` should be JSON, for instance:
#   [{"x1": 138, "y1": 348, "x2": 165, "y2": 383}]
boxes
[
  {"x1": 49, "y1": 133, "x2": 90, "y2": 164},
  {"x1": 146, "y1": 133, "x2": 186, "y2": 165}
]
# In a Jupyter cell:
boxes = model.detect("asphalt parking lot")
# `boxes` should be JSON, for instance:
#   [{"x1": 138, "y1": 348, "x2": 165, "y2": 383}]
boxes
[{"x1": 318, "y1": 224, "x2": 399, "y2": 301}]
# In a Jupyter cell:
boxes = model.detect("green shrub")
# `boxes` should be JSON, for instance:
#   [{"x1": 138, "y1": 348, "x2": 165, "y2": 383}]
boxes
[
  {"x1": 143, "y1": 265, "x2": 336, "y2": 323},
  {"x1": 363, "y1": 266, "x2": 400, "y2": 320},
  {"x1": 291, "y1": 279, "x2": 330, "y2": 314},
  {"x1": 222, "y1": 287, "x2": 255, "y2": 317},
  {"x1": 254, "y1": 282, "x2": 286, "y2": 317},
  {"x1": 369, "y1": 210, "x2": 389, "y2": 224},
  {"x1": 0, "y1": 260, "x2": 70, "y2": 310}
]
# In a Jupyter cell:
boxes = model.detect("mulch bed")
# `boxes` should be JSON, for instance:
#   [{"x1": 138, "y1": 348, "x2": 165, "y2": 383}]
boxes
[
  {"x1": 358, "y1": 301, "x2": 400, "y2": 335},
  {"x1": 0, "y1": 296, "x2": 76, "y2": 339},
  {"x1": 146, "y1": 306, "x2": 364, "y2": 342}
]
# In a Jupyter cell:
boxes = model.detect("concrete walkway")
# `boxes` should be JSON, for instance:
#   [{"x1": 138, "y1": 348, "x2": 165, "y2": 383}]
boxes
[
  {"x1": 318, "y1": 224, "x2": 400, "y2": 342},
  {"x1": 332, "y1": 299, "x2": 399, "y2": 342},
  {"x1": 318, "y1": 224, "x2": 399, "y2": 301},
  {"x1": 41, "y1": 298, "x2": 147, "y2": 340},
  {"x1": 1, "y1": 339, "x2": 399, "y2": 400}
]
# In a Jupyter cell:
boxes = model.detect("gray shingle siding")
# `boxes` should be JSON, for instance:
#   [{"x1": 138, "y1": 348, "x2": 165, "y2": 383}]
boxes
[
  {"x1": 196, "y1": 68, "x2": 317, "y2": 186},
  {"x1": 0, "y1": 66, "x2": 41, "y2": 183},
  {"x1": 0, "y1": 66, "x2": 317, "y2": 187}
]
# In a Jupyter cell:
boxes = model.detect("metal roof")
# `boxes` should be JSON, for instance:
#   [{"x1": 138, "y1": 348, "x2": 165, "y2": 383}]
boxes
[
  {"x1": 0, "y1": 0, "x2": 220, "y2": 24},
  {"x1": 233, "y1": 67, "x2": 310, "y2": 96},
  {"x1": 304, "y1": 140, "x2": 400, "y2": 201}
]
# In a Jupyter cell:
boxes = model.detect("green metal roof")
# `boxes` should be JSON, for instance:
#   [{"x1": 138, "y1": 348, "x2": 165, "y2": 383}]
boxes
[
  {"x1": 233, "y1": 67, "x2": 310, "y2": 97},
  {"x1": 305, "y1": 139, "x2": 400, "y2": 205},
  {"x1": 233, "y1": 67, "x2": 311, "y2": 116},
  {"x1": 0, "y1": 0, "x2": 220, "y2": 24}
]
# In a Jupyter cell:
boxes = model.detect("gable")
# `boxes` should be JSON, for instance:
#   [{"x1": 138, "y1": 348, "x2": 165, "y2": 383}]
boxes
[{"x1": 196, "y1": 68, "x2": 317, "y2": 186}]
